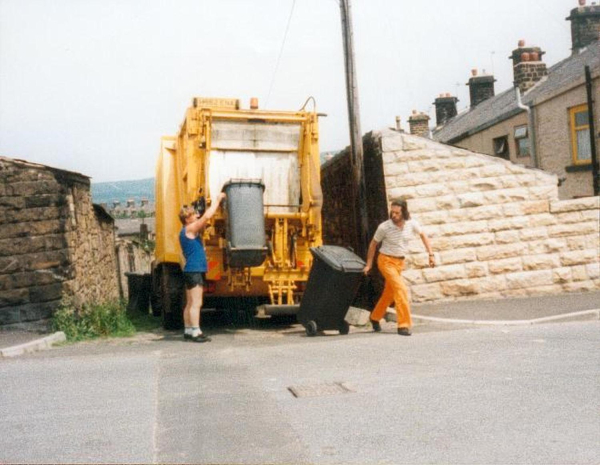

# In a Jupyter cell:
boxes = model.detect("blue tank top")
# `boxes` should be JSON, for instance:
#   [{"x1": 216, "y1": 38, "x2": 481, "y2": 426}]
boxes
[{"x1": 179, "y1": 228, "x2": 207, "y2": 272}]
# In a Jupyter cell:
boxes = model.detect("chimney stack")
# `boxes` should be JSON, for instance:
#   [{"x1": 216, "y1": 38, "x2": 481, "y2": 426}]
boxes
[
  {"x1": 567, "y1": 0, "x2": 600, "y2": 53},
  {"x1": 467, "y1": 69, "x2": 496, "y2": 107},
  {"x1": 510, "y1": 40, "x2": 548, "y2": 93},
  {"x1": 434, "y1": 93, "x2": 459, "y2": 126},
  {"x1": 408, "y1": 110, "x2": 431, "y2": 138}
]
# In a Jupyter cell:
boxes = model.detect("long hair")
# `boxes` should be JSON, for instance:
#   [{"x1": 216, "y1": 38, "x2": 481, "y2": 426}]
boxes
[{"x1": 391, "y1": 199, "x2": 410, "y2": 220}]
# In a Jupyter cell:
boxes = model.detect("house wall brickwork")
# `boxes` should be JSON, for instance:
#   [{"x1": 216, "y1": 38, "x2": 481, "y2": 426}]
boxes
[
  {"x1": 534, "y1": 79, "x2": 597, "y2": 199},
  {"x1": 0, "y1": 157, "x2": 119, "y2": 327},
  {"x1": 451, "y1": 111, "x2": 532, "y2": 168},
  {"x1": 322, "y1": 131, "x2": 599, "y2": 308},
  {"x1": 445, "y1": 74, "x2": 600, "y2": 199}
]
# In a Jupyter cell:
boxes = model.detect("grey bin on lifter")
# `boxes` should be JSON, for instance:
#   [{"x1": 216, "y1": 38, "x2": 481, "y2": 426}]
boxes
[
  {"x1": 298, "y1": 245, "x2": 365, "y2": 336},
  {"x1": 223, "y1": 179, "x2": 268, "y2": 268}
]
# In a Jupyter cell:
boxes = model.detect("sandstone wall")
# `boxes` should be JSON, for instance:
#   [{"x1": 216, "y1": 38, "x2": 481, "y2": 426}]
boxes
[
  {"x1": 378, "y1": 130, "x2": 599, "y2": 302},
  {"x1": 0, "y1": 157, "x2": 119, "y2": 327}
]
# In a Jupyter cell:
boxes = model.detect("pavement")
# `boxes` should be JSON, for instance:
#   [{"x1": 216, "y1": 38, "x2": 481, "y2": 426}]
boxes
[{"x1": 1, "y1": 290, "x2": 598, "y2": 358}]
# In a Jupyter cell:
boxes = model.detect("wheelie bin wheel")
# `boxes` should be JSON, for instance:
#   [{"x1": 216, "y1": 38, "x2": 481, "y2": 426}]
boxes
[
  {"x1": 305, "y1": 320, "x2": 318, "y2": 337},
  {"x1": 339, "y1": 320, "x2": 350, "y2": 335}
]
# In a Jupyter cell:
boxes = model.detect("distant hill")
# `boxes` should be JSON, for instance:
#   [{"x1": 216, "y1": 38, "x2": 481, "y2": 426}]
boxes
[{"x1": 91, "y1": 178, "x2": 154, "y2": 205}]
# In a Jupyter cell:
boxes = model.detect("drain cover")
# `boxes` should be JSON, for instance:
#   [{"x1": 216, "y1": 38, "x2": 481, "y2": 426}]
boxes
[{"x1": 288, "y1": 382, "x2": 353, "y2": 398}]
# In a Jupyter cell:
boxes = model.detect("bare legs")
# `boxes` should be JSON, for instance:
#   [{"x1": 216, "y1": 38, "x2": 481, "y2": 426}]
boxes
[{"x1": 184, "y1": 285, "x2": 203, "y2": 329}]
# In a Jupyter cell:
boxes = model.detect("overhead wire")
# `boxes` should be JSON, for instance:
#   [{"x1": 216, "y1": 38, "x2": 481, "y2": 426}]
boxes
[{"x1": 265, "y1": 0, "x2": 297, "y2": 107}]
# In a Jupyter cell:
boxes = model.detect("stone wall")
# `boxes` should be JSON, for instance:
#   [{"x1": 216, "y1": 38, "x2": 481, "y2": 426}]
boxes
[
  {"x1": 0, "y1": 157, "x2": 119, "y2": 327},
  {"x1": 321, "y1": 131, "x2": 599, "y2": 306}
]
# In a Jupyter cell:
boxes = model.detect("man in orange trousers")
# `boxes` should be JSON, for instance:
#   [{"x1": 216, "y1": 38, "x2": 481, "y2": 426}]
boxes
[{"x1": 363, "y1": 199, "x2": 435, "y2": 336}]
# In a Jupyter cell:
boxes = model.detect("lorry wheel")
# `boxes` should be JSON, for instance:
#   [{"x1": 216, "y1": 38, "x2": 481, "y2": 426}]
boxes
[
  {"x1": 305, "y1": 320, "x2": 318, "y2": 337},
  {"x1": 339, "y1": 321, "x2": 350, "y2": 335},
  {"x1": 160, "y1": 264, "x2": 184, "y2": 330}
]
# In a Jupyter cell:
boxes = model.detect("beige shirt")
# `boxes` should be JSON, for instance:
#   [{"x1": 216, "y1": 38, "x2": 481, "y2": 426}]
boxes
[{"x1": 373, "y1": 219, "x2": 422, "y2": 257}]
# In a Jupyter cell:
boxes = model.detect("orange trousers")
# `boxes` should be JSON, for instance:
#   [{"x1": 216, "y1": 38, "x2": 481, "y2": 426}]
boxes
[{"x1": 370, "y1": 254, "x2": 412, "y2": 328}]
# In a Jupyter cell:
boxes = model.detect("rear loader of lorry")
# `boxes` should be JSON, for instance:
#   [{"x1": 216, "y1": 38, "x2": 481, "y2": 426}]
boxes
[{"x1": 152, "y1": 97, "x2": 324, "y2": 329}]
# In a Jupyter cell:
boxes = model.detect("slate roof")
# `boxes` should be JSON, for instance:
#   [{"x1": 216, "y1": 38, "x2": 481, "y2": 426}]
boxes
[
  {"x1": 115, "y1": 217, "x2": 155, "y2": 236},
  {"x1": 433, "y1": 41, "x2": 600, "y2": 144}
]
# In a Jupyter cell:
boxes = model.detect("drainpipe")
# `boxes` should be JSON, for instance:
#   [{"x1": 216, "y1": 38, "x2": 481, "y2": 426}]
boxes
[{"x1": 515, "y1": 86, "x2": 539, "y2": 168}]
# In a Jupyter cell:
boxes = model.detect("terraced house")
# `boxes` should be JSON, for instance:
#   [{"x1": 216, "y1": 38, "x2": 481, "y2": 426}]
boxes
[{"x1": 432, "y1": 1, "x2": 600, "y2": 199}]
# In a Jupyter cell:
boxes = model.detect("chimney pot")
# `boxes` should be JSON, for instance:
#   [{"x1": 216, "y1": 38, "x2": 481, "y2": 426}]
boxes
[
  {"x1": 518, "y1": 39, "x2": 526, "y2": 47},
  {"x1": 579, "y1": 0, "x2": 586, "y2": 5},
  {"x1": 471, "y1": 69, "x2": 478, "y2": 76},
  {"x1": 250, "y1": 97, "x2": 259, "y2": 109},
  {"x1": 512, "y1": 42, "x2": 548, "y2": 92}
]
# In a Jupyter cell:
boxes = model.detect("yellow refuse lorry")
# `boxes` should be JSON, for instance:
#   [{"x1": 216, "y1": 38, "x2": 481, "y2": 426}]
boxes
[{"x1": 152, "y1": 97, "x2": 324, "y2": 328}]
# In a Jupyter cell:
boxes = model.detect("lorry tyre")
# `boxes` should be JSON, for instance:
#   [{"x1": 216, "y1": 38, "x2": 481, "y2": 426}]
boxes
[{"x1": 160, "y1": 264, "x2": 184, "y2": 330}]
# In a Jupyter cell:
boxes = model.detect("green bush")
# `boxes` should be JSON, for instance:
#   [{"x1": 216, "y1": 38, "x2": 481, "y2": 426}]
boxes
[{"x1": 52, "y1": 300, "x2": 136, "y2": 342}]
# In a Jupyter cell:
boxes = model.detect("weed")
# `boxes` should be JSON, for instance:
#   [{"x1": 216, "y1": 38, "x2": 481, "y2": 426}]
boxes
[{"x1": 52, "y1": 299, "x2": 136, "y2": 342}]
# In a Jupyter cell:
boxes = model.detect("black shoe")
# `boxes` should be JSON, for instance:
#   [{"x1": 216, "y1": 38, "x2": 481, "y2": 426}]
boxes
[
  {"x1": 184, "y1": 333, "x2": 192, "y2": 340},
  {"x1": 190, "y1": 334, "x2": 212, "y2": 343},
  {"x1": 370, "y1": 319, "x2": 381, "y2": 332},
  {"x1": 397, "y1": 327, "x2": 412, "y2": 336}
]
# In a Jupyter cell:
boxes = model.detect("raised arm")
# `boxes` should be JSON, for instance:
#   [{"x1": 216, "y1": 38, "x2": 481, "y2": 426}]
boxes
[{"x1": 185, "y1": 192, "x2": 226, "y2": 237}]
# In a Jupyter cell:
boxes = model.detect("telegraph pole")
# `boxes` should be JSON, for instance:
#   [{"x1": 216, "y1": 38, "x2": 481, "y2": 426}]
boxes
[
  {"x1": 585, "y1": 65, "x2": 600, "y2": 196},
  {"x1": 340, "y1": 0, "x2": 369, "y2": 257}
]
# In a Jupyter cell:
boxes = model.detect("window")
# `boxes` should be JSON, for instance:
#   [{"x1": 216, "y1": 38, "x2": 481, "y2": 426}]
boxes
[
  {"x1": 570, "y1": 104, "x2": 592, "y2": 164},
  {"x1": 493, "y1": 136, "x2": 509, "y2": 160},
  {"x1": 514, "y1": 125, "x2": 530, "y2": 157}
]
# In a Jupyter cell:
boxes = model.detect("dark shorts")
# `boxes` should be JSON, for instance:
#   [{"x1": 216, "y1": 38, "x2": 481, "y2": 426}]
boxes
[{"x1": 183, "y1": 272, "x2": 206, "y2": 290}]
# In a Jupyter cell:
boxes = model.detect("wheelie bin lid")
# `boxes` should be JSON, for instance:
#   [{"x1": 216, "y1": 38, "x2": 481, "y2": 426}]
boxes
[
  {"x1": 309, "y1": 245, "x2": 365, "y2": 273},
  {"x1": 222, "y1": 179, "x2": 265, "y2": 191}
]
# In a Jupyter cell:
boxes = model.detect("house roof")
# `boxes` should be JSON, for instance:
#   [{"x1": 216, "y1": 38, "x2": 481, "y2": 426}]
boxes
[
  {"x1": 115, "y1": 217, "x2": 155, "y2": 236},
  {"x1": 433, "y1": 41, "x2": 600, "y2": 144}
]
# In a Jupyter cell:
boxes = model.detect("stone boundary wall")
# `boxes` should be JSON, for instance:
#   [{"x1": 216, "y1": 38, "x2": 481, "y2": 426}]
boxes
[
  {"x1": 377, "y1": 130, "x2": 599, "y2": 302},
  {"x1": 0, "y1": 157, "x2": 119, "y2": 327}
]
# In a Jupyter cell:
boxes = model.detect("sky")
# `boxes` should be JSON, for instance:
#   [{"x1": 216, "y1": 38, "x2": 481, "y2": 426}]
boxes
[{"x1": 0, "y1": 0, "x2": 577, "y2": 182}]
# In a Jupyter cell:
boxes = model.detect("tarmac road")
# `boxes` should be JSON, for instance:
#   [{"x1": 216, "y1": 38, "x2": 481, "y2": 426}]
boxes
[{"x1": 0, "y1": 312, "x2": 598, "y2": 464}]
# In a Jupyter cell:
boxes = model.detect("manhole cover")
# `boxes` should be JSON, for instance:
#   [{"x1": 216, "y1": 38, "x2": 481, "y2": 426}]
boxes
[{"x1": 288, "y1": 382, "x2": 353, "y2": 398}]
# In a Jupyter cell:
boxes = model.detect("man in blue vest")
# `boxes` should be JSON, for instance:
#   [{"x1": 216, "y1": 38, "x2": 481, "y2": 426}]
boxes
[{"x1": 178, "y1": 192, "x2": 226, "y2": 342}]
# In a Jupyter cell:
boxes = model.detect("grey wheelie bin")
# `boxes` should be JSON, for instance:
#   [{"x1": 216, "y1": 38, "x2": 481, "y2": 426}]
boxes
[
  {"x1": 298, "y1": 245, "x2": 366, "y2": 336},
  {"x1": 222, "y1": 179, "x2": 268, "y2": 268}
]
